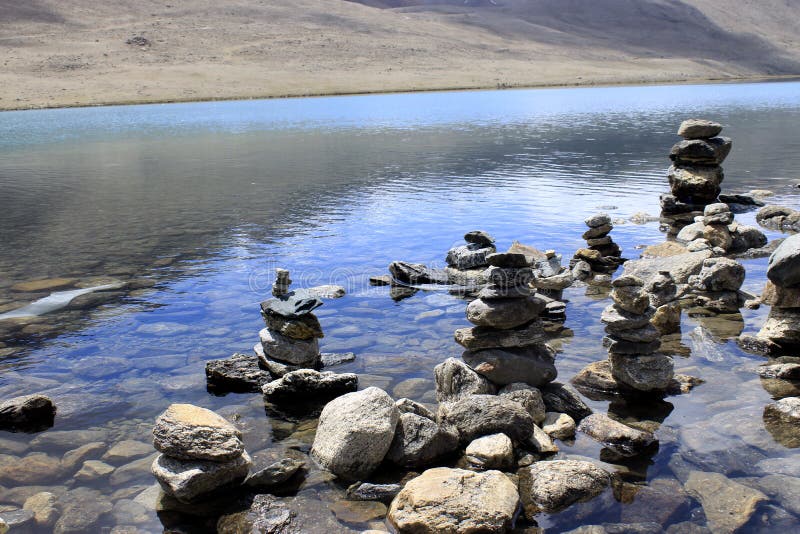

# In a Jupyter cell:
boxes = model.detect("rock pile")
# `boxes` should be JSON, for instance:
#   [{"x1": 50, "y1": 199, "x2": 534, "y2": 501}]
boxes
[
  {"x1": 688, "y1": 257, "x2": 746, "y2": 313},
  {"x1": 752, "y1": 234, "x2": 800, "y2": 354},
  {"x1": 661, "y1": 119, "x2": 731, "y2": 229},
  {"x1": 454, "y1": 252, "x2": 557, "y2": 388},
  {"x1": 257, "y1": 269, "x2": 324, "y2": 374},
  {"x1": 572, "y1": 213, "x2": 624, "y2": 276},
  {"x1": 676, "y1": 202, "x2": 767, "y2": 254},
  {"x1": 151, "y1": 404, "x2": 251, "y2": 503},
  {"x1": 601, "y1": 275, "x2": 674, "y2": 392}
]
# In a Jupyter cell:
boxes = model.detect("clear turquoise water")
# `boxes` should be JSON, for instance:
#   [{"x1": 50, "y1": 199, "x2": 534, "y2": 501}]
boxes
[{"x1": 1, "y1": 81, "x2": 800, "y2": 532}]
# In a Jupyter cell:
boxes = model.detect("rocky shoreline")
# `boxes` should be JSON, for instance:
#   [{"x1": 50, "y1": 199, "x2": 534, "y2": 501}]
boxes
[{"x1": 0, "y1": 118, "x2": 799, "y2": 532}]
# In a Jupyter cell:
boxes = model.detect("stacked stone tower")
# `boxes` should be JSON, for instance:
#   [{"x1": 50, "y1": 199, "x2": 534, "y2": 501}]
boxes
[
  {"x1": 572, "y1": 213, "x2": 624, "y2": 275},
  {"x1": 601, "y1": 275, "x2": 674, "y2": 392},
  {"x1": 660, "y1": 119, "x2": 731, "y2": 231},
  {"x1": 454, "y1": 252, "x2": 557, "y2": 387}
]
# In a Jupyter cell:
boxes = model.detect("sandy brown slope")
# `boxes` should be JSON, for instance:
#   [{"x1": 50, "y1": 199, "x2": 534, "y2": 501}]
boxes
[{"x1": 0, "y1": 0, "x2": 798, "y2": 110}]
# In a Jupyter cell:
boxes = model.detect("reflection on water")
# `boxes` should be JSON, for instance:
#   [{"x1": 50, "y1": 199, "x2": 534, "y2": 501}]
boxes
[{"x1": 0, "y1": 82, "x2": 800, "y2": 531}]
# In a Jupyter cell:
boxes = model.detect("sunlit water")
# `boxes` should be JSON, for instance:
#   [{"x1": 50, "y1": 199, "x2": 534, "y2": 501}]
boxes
[{"x1": 1, "y1": 82, "x2": 800, "y2": 532}]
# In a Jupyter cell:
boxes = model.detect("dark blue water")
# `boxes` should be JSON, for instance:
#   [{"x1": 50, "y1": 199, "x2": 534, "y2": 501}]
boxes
[{"x1": 1, "y1": 82, "x2": 800, "y2": 532}]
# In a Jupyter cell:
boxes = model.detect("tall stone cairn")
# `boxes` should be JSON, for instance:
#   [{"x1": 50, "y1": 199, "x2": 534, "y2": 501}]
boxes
[
  {"x1": 661, "y1": 119, "x2": 732, "y2": 230},
  {"x1": 601, "y1": 275, "x2": 674, "y2": 392},
  {"x1": 256, "y1": 268, "x2": 324, "y2": 376},
  {"x1": 756, "y1": 234, "x2": 800, "y2": 354},
  {"x1": 454, "y1": 252, "x2": 558, "y2": 388}
]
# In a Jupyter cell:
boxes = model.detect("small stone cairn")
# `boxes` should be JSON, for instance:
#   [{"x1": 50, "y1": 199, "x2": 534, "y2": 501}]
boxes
[
  {"x1": 675, "y1": 202, "x2": 767, "y2": 255},
  {"x1": 601, "y1": 275, "x2": 674, "y2": 392},
  {"x1": 571, "y1": 213, "x2": 624, "y2": 276},
  {"x1": 454, "y1": 252, "x2": 557, "y2": 388},
  {"x1": 660, "y1": 119, "x2": 731, "y2": 230},
  {"x1": 151, "y1": 404, "x2": 251, "y2": 503},
  {"x1": 256, "y1": 268, "x2": 324, "y2": 375},
  {"x1": 747, "y1": 234, "x2": 800, "y2": 354}
]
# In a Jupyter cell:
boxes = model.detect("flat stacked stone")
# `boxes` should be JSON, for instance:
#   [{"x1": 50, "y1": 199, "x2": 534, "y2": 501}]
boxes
[
  {"x1": 445, "y1": 231, "x2": 497, "y2": 271},
  {"x1": 661, "y1": 119, "x2": 731, "y2": 230},
  {"x1": 258, "y1": 270, "x2": 324, "y2": 372},
  {"x1": 601, "y1": 276, "x2": 674, "y2": 392},
  {"x1": 452, "y1": 252, "x2": 557, "y2": 388},
  {"x1": 753, "y1": 235, "x2": 800, "y2": 354},
  {"x1": 150, "y1": 404, "x2": 251, "y2": 503},
  {"x1": 645, "y1": 270, "x2": 681, "y2": 335},
  {"x1": 571, "y1": 213, "x2": 623, "y2": 275}
]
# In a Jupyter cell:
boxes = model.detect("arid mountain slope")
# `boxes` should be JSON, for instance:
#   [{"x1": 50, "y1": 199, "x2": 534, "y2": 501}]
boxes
[{"x1": 1, "y1": 0, "x2": 798, "y2": 110}]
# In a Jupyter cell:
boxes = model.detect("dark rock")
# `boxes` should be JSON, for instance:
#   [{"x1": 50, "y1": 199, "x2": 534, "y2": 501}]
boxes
[
  {"x1": 320, "y1": 352, "x2": 356, "y2": 367},
  {"x1": 260, "y1": 290, "x2": 323, "y2": 319},
  {"x1": 603, "y1": 336, "x2": 661, "y2": 355},
  {"x1": 369, "y1": 275, "x2": 392, "y2": 286},
  {"x1": 719, "y1": 193, "x2": 764, "y2": 207},
  {"x1": 540, "y1": 382, "x2": 592, "y2": 421},
  {"x1": 462, "y1": 345, "x2": 557, "y2": 387},
  {"x1": 389, "y1": 261, "x2": 450, "y2": 285},
  {"x1": 583, "y1": 224, "x2": 612, "y2": 239},
  {"x1": 609, "y1": 353, "x2": 674, "y2": 392},
  {"x1": 262, "y1": 369, "x2": 358, "y2": 402},
  {"x1": 386, "y1": 413, "x2": 459, "y2": 468},
  {"x1": 464, "y1": 230, "x2": 495, "y2": 247},
  {"x1": 437, "y1": 394, "x2": 534, "y2": 444},
  {"x1": 455, "y1": 320, "x2": 546, "y2": 350},
  {"x1": 498, "y1": 383, "x2": 546, "y2": 424},
  {"x1": 669, "y1": 137, "x2": 731, "y2": 166},
  {"x1": 585, "y1": 214, "x2": 612, "y2": 228},
  {"x1": 262, "y1": 313, "x2": 323, "y2": 340},
  {"x1": 0, "y1": 394, "x2": 56, "y2": 431},
  {"x1": 245, "y1": 458, "x2": 305, "y2": 488},
  {"x1": 678, "y1": 119, "x2": 723, "y2": 139},
  {"x1": 484, "y1": 266, "x2": 535, "y2": 288},
  {"x1": 347, "y1": 481, "x2": 402, "y2": 503},
  {"x1": 660, "y1": 194, "x2": 706, "y2": 216},
  {"x1": 486, "y1": 252, "x2": 528, "y2": 268},
  {"x1": 217, "y1": 494, "x2": 297, "y2": 533},
  {"x1": 667, "y1": 165, "x2": 724, "y2": 204},
  {"x1": 206, "y1": 353, "x2": 271, "y2": 393}
]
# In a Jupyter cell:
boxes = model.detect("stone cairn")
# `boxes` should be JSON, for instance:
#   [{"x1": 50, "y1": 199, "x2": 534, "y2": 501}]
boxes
[
  {"x1": 746, "y1": 234, "x2": 800, "y2": 354},
  {"x1": 646, "y1": 270, "x2": 681, "y2": 336},
  {"x1": 674, "y1": 202, "x2": 767, "y2": 255},
  {"x1": 151, "y1": 404, "x2": 252, "y2": 504},
  {"x1": 571, "y1": 213, "x2": 624, "y2": 276},
  {"x1": 454, "y1": 251, "x2": 557, "y2": 389},
  {"x1": 601, "y1": 275, "x2": 674, "y2": 393},
  {"x1": 660, "y1": 119, "x2": 731, "y2": 233},
  {"x1": 256, "y1": 268, "x2": 324, "y2": 376}
]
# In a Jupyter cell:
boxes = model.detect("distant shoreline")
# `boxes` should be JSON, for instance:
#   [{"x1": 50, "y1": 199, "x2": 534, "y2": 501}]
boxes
[{"x1": 2, "y1": 74, "x2": 799, "y2": 114}]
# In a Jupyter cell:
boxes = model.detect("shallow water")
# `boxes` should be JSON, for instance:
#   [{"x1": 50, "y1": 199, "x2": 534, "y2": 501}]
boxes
[{"x1": 1, "y1": 82, "x2": 800, "y2": 532}]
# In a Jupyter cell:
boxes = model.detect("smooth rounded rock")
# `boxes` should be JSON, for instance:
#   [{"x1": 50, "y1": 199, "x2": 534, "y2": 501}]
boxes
[
  {"x1": 151, "y1": 451, "x2": 251, "y2": 503},
  {"x1": 678, "y1": 119, "x2": 723, "y2": 139},
  {"x1": 465, "y1": 433, "x2": 514, "y2": 470},
  {"x1": 519, "y1": 460, "x2": 610, "y2": 514},
  {"x1": 466, "y1": 296, "x2": 545, "y2": 329},
  {"x1": 386, "y1": 413, "x2": 459, "y2": 468},
  {"x1": 437, "y1": 394, "x2": 534, "y2": 444},
  {"x1": 152, "y1": 404, "x2": 243, "y2": 462}
]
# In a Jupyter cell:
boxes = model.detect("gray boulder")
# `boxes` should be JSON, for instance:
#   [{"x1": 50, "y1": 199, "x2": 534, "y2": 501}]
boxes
[
  {"x1": 259, "y1": 328, "x2": 320, "y2": 366},
  {"x1": 205, "y1": 353, "x2": 271, "y2": 393},
  {"x1": 261, "y1": 369, "x2": 358, "y2": 402},
  {"x1": 446, "y1": 243, "x2": 495, "y2": 270},
  {"x1": 577, "y1": 413, "x2": 656, "y2": 456},
  {"x1": 609, "y1": 353, "x2": 674, "y2": 392},
  {"x1": 310, "y1": 387, "x2": 399, "y2": 480},
  {"x1": 465, "y1": 297, "x2": 545, "y2": 329},
  {"x1": 519, "y1": 460, "x2": 610, "y2": 514},
  {"x1": 386, "y1": 413, "x2": 459, "y2": 468},
  {"x1": 667, "y1": 165, "x2": 724, "y2": 203},
  {"x1": 437, "y1": 394, "x2": 534, "y2": 444},
  {"x1": 152, "y1": 404, "x2": 244, "y2": 462},
  {"x1": 688, "y1": 257, "x2": 745, "y2": 292},
  {"x1": 433, "y1": 357, "x2": 496, "y2": 403},
  {"x1": 767, "y1": 233, "x2": 800, "y2": 288},
  {"x1": 464, "y1": 433, "x2": 514, "y2": 470},
  {"x1": 216, "y1": 494, "x2": 297, "y2": 533},
  {"x1": 151, "y1": 451, "x2": 251, "y2": 503},
  {"x1": 498, "y1": 383, "x2": 546, "y2": 424},
  {"x1": 670, "y1": 137, "x2": 731, "y2": 166},
  {"x1": 454, "y1": 320, "x2": 545, "y2": 350}
]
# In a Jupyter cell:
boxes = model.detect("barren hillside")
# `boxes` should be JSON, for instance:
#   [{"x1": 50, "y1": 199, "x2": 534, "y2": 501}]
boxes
[{"x1": 1, "y1": 0, "x2": 798, "y2": 110}]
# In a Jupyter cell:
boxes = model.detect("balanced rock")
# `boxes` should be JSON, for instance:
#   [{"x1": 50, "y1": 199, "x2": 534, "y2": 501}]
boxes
[
  {"x1": 259, "y1": 328, "x2": 319, "y2": 366},
  {"x1": 464, "y1": 230, "x2": 496, "y2": 248},
  {"x1": 262, "y1": 312, "x2": 323, "y2": 340},
  {"x1": 260, "y1": 290, "x2": 323, "y2": 318},
  {"x1": 465, "y1": 296, "x2": 545, "y2": 329},
  {"x1": 433, "y1": 357, "x2": 496, "y2": 402},
  {"x1": 670, "y1": 137, "x2": 731, "y2": 167},
  {"x1": 667, "y1": 165, "x2": 723, "y2": 204},
  {"x1": 388, "y1": 467, "x2": 518, "y2": 533},
  {"x1": 678, "y1": 119, "x2": 723, "y2": 139},
  {"x1": 310, "y1": 387, "x2": 399, "y2": 480},
  {"x1": 152, "y1": 404, "x2": 243, "y2": 462},
  {"x1": 454, "y1": 320, "x2": 545, "y2": 351}
]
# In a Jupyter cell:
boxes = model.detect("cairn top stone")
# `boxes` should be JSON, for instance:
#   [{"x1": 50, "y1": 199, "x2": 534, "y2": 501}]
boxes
[
  {"x1": 611, "y1": 275, "x2": 644, "y2": 288},
  {"x1": 260, "y1": 289, "x2": 323, "y2": 318},
  {"x1": 678, "y1": 119, "x2": 723, "y2": 139},
  {"x1": 486, "y1": 252, "x2": 528, "y2": 268},
  {"x1": 464, "y1": 230, "x2": 495, "y2": 247},
  {"x1": 767, "y1": 233, "x2": 800, "y2": 288},
  {"x1": 585, "y1": 213, "x2": 611, "y2": 228}
]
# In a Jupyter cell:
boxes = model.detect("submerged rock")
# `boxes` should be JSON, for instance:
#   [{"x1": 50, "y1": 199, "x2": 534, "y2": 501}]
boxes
[
  {"x1": 462, "y1": 345, "x2": 557, "y2": 387},
  {"x1": 388, "y1": 467, "x2": 518, "y2": 533},
  {"x1": 577, "y1": 413, "x2": 656, "y2": 456},
  {"x1": 310, "y1": 387, "x2": 399, "y2": 480},
  {"x1": 519, "y1": 460, "x2": 610, "y2": 514},
  {"x1": 0, "y1": 394, "x2": 56, "y2": 431},
  {"x1": 437, "y1": 394, "x2": 534, "y2": 444},
  {"x1": 763, "y1": 397, "x2": 800, "y2": 448},
  {"x1": 152, "y1": 404, "x2": 243, "y2": 462},
  {"x1": 684, "y1": 471, "x2": 766, "y2": 533}
]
